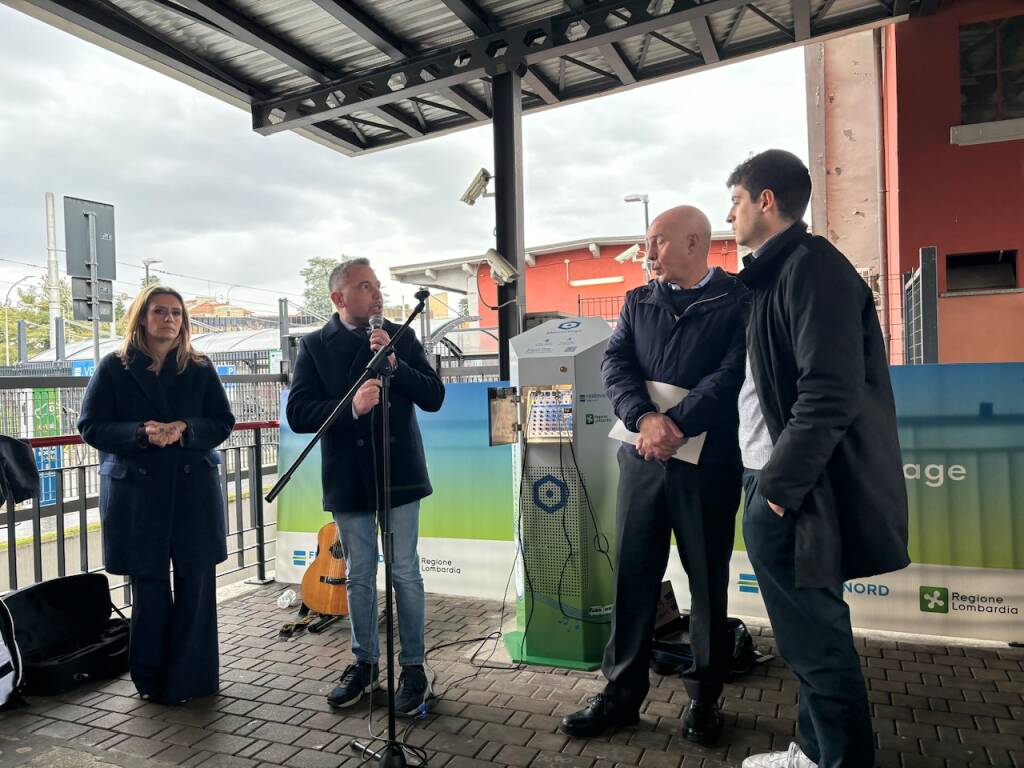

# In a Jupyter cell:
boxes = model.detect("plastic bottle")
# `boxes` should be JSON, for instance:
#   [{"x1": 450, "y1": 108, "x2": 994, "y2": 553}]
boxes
[{"x1": 276, "y1": 588, "x2": 297, "y2": 609}]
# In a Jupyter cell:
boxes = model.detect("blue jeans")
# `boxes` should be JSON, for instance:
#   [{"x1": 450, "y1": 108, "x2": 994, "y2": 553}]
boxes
[{"x1": 333, "y1": 501, "x2": 425, "y2": 667}]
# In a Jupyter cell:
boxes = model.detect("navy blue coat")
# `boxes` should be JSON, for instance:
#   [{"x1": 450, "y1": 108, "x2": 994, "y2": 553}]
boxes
[
  {"x1": 285, "y1": 315, "x2": 445, "y2": 515},
  {"x1": 602, "y1": 269, "x2": 747, "y2": 464},
  {"x1": 77, "y1": 350, "x2": 235, "y2": 577}
]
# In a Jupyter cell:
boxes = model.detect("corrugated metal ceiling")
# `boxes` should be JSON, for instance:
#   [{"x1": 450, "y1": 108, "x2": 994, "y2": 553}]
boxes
[{"x1": 5, "y1": 0, "x2": 917, "y2": 155}]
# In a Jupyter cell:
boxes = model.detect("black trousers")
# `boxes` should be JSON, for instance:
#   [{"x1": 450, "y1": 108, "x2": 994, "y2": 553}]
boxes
[
  {"x1": 742, "y1": 470, "x2": 874, "y2": 768},
  {"x1": 603, "y1": 446, "x2": 741, "y2": 707},
  {"x1": 129, "y1": 562, "x2": 219, "y2": 704}
]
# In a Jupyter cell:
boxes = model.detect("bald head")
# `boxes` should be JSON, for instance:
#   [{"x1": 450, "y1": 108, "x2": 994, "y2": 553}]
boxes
[
  {"x1": 653, "y1": 206, "x2": 712, "y2": 250},
  {"x1": 645, "y1": 205, "x2": 713, "y2": 286}
]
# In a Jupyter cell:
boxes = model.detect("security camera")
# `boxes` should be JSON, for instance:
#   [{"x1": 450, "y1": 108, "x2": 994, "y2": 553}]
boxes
[
  {"x1": 484, "y1": 248, "x2": 519, "y2": 285},
  {"x1": 460, "y1": 168, "x2": 493, "y2": 206},
  {"x1": 614, "y1": 244, "x2": 640, "y2": 264}
]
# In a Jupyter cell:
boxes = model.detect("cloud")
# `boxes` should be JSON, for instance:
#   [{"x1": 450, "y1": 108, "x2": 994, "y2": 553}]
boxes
[{"x1": 0, "y1": 5, "x2": 807, "y2": 311}]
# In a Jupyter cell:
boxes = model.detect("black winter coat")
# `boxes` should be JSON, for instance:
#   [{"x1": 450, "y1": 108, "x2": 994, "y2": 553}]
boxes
[
  {"x1": 739, "y1": 222, "x2": 910, "y2": 587},
  {"x1": 285, "y1": 315, "x2": 445, "y2": 515},
  {"x1": 77, "y1": 350, "x2": 235, "y2": 577},
  {"x1": 602, "y1": 268, "x2": 747, "y2": 464}
]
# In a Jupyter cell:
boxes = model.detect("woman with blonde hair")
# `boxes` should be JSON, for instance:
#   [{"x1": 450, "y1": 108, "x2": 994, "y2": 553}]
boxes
[{"x1": 78, "y1": 285, "x2": 234, "y2": 704}]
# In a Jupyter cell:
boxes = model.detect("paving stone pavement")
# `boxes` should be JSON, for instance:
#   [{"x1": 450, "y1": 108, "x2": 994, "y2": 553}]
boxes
[{"x1": 2, "y1": 585, "x2": 1022, "y2": 768}]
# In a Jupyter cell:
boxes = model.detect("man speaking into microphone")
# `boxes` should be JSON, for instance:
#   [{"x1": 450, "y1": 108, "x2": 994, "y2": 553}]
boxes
[{"x1": 285, "y1": 257, "x2": 445, "y2": 714}]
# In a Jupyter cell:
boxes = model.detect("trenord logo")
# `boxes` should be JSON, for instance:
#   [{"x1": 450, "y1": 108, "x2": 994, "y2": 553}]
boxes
[{"x1": 738, "y1": 573, "x2": 759, "y2": 594}]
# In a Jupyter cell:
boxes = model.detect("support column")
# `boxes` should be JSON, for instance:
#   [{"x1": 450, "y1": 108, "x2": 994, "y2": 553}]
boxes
[{"x1": 492, "y1": 70, "x2": 526, "y2": 381}]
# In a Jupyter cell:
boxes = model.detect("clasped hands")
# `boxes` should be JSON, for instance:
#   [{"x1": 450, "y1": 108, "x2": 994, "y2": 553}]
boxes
[
  {"x1": 637, "y1": 413, "x2": 786, "y2": 516},
  {"x1": 144, "y1": 420, "x2": 187, "y2": 447},
  {"x1": 635, "y1": 413, "x2": 684, "y2": 462}
]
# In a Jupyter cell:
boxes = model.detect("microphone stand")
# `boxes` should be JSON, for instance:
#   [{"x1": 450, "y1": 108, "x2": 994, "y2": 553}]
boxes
[{"x1": 266, "y1": 289, "x2": 431, "y2": 768}]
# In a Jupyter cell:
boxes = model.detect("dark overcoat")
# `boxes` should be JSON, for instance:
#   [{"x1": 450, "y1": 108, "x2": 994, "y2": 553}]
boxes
[
  {"x1": 738, "y1": 222, "x2": 910, "y2": 588},
  {"x1": 285, "y1": 315, "x2": 445, "y2": 515},
  {"x1": 602, "y1": 268, "x2": 747, "y2": 464},
  {"x1": 77, "y1": 350, "x2": 235, "y2": 577}
]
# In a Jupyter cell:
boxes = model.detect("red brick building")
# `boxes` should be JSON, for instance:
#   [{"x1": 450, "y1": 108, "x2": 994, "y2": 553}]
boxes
[{"x1": 392, "y1": 234, "x2": 739, "y2": 336}]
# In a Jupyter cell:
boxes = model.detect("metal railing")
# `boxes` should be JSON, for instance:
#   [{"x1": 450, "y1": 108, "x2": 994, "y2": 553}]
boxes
[
  {"x1": 578, "y1": 294, "x2": 625, "y2": 322},
  {"x1": 434, "y1": 353, "x2": 500, "y2": 383},
  {"x1": 1, "y1": 422, "x2": 279, "y2": 608},
  {"x1": 0, "y1": 372, "x2": 286, "y2": 608}
]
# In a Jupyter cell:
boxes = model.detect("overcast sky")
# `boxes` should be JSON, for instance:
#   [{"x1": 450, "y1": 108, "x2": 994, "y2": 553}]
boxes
[{"x1": 0, "y1": 5, "x2": 808, "y2": 315}]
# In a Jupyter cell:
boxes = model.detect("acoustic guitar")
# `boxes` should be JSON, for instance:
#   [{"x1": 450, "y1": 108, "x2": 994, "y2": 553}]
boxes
[{"x1": 300, "y1": 522, "x2": 349, "y2": 617}]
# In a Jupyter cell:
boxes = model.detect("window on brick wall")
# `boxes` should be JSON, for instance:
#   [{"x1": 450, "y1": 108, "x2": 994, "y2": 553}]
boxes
[
  {"x1": 959, "y1": 14, "x2": 1024, "y2": 125},
  {"x1": 946, "y1": 250, "x2": 1018, "y2": 292}
]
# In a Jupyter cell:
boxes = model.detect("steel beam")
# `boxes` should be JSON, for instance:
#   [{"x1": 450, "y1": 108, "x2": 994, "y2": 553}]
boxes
[
  {"x1": 492, "y1": 71, "x2": 525, "y2": 381},
  {"x1": 311, "y1": 0, "x2": 495, "y2": 128},
  {"x1": 22, "y1": 0, "x2": 257, "y2": 101},
  {"x1": 813, "y1": 0, "x2": 838, "y2": 24},
  {"x1": 444, "y1": 85, "x2": 492, "y2": 118},
  {"x1": 304, "y1": 122, "x2": 364, "y2": 153},
  {"x1": 439, "y1": 0, "x2": 492, "y2": 36},
  {"x1": 309, "y1": 0, "x2": 410, "y2": 59},
  {"x1": 175, "y1": 0, "x2": 333, "y2": 82},
  {"x1": 524, "y1": 68, "x2": 559, "y2": 104},
  {"x1": 366, "y1": 105, "x2": 425, "y2": 137},
  {"x1": 570, "y1": 0, "x2": 647, "y2": 80},
  {"x1": 722, "y1": 5, "x2": 748, "y2": 49},
  {"x1": 252, "y1": 0, "x2": 754, "y2": 135},
  {"x1": 599, "y1": 43, "x2": 637, "y2": 84},
  {"x1": 564, "y1": 54, "x2": 618, "y2": 81},
  {"x1": 792, "y1": 0, "x2": 811, "y2": 40},
  {"x1": 689, "y1": 17, "x2": 720, "y2": 64},
  {"x1": 746, "y1": 4, "x2": 795, "y2": 40}
]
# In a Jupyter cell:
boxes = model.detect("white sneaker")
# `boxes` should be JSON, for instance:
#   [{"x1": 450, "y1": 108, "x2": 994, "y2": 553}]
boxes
[{"x1": 741, "y1": 743, "x2": 817, "y2": 768}]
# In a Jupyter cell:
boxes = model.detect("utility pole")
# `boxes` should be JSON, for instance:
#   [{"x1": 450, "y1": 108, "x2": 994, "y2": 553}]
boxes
[{"x1": 45, "y1": 193, "x2": 61, "y2": 348}]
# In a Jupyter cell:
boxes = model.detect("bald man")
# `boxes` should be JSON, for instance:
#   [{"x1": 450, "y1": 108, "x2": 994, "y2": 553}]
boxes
[{"x1": 560, "y1": 206, "x2": 746, "y2": 746}]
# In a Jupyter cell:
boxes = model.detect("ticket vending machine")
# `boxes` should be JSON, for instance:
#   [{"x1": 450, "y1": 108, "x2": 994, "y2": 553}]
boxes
[{"x1": 490, "y1": 317, "x2": 619, "y2": 670}]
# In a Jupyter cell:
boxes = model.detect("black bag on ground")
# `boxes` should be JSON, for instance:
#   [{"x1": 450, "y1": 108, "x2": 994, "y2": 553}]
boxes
[
  {"x1": 2, "y1": 573, "x2": 130, "y2": 695},
  {"x1": 650, "y1": 614, "x2": 761, "y2": 680}
]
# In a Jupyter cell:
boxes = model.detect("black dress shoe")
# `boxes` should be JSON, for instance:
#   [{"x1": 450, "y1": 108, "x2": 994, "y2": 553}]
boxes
[
  {"x1": 681, "y1": 699, "x2": 723, "y2": 746},
  {"x1": 560, "y1": 693, "x2": 640, "y2": 737}
]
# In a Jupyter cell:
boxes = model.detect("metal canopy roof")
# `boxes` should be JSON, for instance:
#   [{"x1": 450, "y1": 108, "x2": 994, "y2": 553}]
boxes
[{"x1": 8, "y1": 0, "x2": 916, "y2": 156}]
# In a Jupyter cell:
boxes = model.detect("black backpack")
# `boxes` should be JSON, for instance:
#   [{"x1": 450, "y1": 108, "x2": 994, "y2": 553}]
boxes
[
  {"x1": 650, "y1": 615, "x2": 764, "y2": 679},
  {"x1": 2, "y1": 573, "x2": 130, "y2": 696}
]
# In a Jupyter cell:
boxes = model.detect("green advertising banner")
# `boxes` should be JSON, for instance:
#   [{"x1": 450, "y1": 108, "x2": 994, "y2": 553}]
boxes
[{"x1": 277, "y1": 364, "x2": 1024, "y2": 642}]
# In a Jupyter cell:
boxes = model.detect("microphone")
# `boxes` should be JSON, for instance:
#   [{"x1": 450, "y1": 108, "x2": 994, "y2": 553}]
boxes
[{"x1": 368, "y1": 314, "x2": 384, "y2": 336}]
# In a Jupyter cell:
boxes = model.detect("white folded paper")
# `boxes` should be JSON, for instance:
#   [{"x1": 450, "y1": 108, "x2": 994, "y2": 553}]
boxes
[{"x1": 608, "y1": 380, "x2": 706, "y2": 464}]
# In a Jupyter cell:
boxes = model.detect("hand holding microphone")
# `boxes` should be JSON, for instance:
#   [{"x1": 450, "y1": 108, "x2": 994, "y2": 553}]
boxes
[{"x1": 367, "y1": 313, "x2": 397, "y2": 370}]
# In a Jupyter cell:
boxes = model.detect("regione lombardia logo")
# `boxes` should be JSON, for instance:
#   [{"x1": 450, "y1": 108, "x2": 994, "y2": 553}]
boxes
[{"x1": 919, "y1": 586, "x2": 949, "y2": 613}]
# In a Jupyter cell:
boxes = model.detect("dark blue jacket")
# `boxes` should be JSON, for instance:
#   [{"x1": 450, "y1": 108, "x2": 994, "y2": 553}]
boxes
[
  {"x1": 602, "y1": 268, "x2": 746, "y2": 464},
  {"x1": 285, "y1": 315, "x2": 445, "y2": 515},
  {"x1": 78, "y1": 350, "x2": 235, "y2": 577}
]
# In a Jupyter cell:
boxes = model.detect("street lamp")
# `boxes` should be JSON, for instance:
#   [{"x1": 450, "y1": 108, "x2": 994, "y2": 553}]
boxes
[
  {"x1": 142, "y1": 257, "x2": 163, "y2": 284},
  {"x1": 623, "y1": 193, "x2": 650, "y2": 232},
  {"x1": 4, "y1": 275, "x2": 36, "y2": 366},
  {"x1": 624, "y1": 193, "x2": 651, "y2": 280}
]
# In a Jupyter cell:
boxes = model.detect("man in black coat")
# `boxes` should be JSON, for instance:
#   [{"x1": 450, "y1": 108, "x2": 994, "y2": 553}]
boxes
[
  {"x1": 285, "y1": 258, "x2": 444, "y2": 715},
  {"x1": 726, "y1": 150, "x2": 910, "y2": 768},
  {"x1": 560, "y1": 206, "x2": 746, "y2": 746}
]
